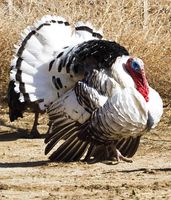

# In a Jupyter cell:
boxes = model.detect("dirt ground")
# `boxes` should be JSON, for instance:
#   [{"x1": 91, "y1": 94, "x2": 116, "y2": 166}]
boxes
[{"x1": 0, "y1": 105, "x2": 171, "y2": 200}]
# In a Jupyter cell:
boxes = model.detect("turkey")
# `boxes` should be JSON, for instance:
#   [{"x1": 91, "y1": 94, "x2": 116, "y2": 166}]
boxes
[
  {"x1": 8, "y1": 15, "x2": 129, "y2": 138},
  {"x1": 44, "y1": 55, "x2": 163, "y2": 163}
]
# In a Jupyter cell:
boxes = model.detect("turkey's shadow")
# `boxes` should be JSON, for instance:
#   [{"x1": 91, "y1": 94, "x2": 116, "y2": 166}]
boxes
[
  {"x1": 0, "y1": 160, "x2": 49, "y2": 168},
  {"x1": 0, "y1": 130, "x2": 46, "y2": 141}
]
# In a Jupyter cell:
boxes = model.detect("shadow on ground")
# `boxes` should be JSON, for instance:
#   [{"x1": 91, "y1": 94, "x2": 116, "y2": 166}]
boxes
[
  {"x1": 0, "y1": 160, "x2": 49, "y2": 168},
  {"x1": 0, "y1": 130, "x2": 46, "y2": 141}
]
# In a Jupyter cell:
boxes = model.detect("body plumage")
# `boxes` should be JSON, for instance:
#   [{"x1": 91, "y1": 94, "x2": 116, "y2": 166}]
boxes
[{"x1": 45, "y1": 56, "x2": 163, "y2": 162}]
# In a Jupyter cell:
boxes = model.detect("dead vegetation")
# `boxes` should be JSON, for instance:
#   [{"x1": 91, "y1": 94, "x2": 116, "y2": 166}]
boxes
[{"x1": 0, "y1": 0, "x2": 171, "y2": 103}]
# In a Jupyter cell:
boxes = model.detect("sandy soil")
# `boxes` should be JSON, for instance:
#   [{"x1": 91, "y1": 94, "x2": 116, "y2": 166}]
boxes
[{"x1": 0, "y1": 105, "x2": 171, "y2": 200}]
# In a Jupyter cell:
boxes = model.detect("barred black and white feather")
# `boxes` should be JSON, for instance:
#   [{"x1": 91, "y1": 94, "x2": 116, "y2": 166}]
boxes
[{"x1": 45, "y1": 56, "x2": 163, "y2": 162}]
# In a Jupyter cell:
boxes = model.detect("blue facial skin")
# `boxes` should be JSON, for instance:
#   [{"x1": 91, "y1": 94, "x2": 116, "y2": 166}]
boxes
[{"x1": 131, "y1": 61, "x2": 141, "y2": 73}]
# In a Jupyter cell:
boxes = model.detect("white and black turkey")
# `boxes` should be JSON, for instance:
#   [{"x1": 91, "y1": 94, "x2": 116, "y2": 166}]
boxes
[
  {"x1": 7, "y1": 15, "x2": 129, "y2": 137},
  {"x1": 45, "y1": 56, "x2": 163, "y2": 163}
]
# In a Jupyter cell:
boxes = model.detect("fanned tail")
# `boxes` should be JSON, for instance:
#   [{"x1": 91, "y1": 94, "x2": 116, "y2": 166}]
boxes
[
  {"x1": 10, "y1": 16, "x2": 72, "y2": 103},
  {"x1": 8, "y1": 15, "x2": 103, "y2": 121}
]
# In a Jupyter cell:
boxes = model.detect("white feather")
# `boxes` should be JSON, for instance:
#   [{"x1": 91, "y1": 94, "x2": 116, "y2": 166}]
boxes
[
  {"x1": 147, "y1": 87, "x2": 163, "y2": 128},
  {"x1": 11, "y1": 57, "x2": 38, "y2": 75},
  {"x1": 14, "y1": 82, "x2": 36, "y2": 93},
  {"x1": 111, "y1": 56, "x2": 136, "y2": 88},
  {"x1": 10, "y1": 15, "x2": 103, "y2": 110},
  {"x1": 71, "y1": 21, "x2": 103, "y2": 44},
  {"x1": 18, "y1": 93, "x2": 38, "y2": 102}
]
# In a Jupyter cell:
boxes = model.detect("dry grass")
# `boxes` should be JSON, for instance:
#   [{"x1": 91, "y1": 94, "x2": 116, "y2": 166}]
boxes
[{"x1": 0, "y1": 0, "x2": 171, "y2": 104}]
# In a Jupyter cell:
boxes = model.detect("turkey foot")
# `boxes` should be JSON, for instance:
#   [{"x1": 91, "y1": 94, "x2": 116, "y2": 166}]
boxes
[
  {"x1": 105, "y1": 144, "x2": 133, "y2": 163},
  {"x1": 115, "y1": 149, "x2": 133, "y2": 163},
  {"x1": 86, "y1": 144, "x2": 133, "y2": 164}
]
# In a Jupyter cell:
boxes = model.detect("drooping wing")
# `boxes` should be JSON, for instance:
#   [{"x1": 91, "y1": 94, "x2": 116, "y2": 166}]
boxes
[{"x1": 44, "y1": 79, "x2": 108, "y2": 160}]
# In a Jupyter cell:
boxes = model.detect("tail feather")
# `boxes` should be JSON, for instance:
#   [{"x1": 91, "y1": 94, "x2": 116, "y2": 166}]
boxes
[
  {"x1": 10, "y1": 70, "x2": 34, "y2": 84},
  {"x1": 10, "y1": 16, "x2": 72, "y2": 112},
  {"x1": 33, "y1": 15, "x2": 72, "y2": 50},
  {"x1": 19, "y1": 93, "x2": 38, "y2": 103},
  {"x1": 10, "y1": 15, "x2": 103, "y2": 113},
  {"x1": 11, "y1": 57, "x2": 38, "y2": 75},
  {"x1": 14, "y1": 82, "x2": 34, "y2": 93},
  {"x1": 16, "y1": 46, "x2": 43, "y2": 66},
  {"x1": 7, "y1": 81, "x2": 26, "y2": 121},
  {"x1": 73, "y1": 21, "x2": 103, "y2": 41}
]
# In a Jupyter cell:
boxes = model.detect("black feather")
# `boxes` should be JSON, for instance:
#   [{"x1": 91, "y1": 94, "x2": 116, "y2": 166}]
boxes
[
  {"x1": 71, "y1": 141, "x2": 89, "y2": 161},
  {"x1": 118, "y1": 137, "x2": 133, "y2": 155},
  {"x1": 71, "y1": 39, "x2": 129, "y2": 75},
  {"x1": 83, "y1": 143, "x2": 96, "y2": 162},
  {"x1": 124, "y1": 136, "x2": 141, "y2": 158},
  {"x1": 45, "y1": 123, "x2": 78, "y2": 154},
  {"x1": 7, "y1": 80, "x2": 26, "y2": 122},
  {"x1": 115, "y1": 136, "x2": 141, "y2": 158},
  {"x1": 48, "y1": 132, "x2": 78, "y2": 161}
]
